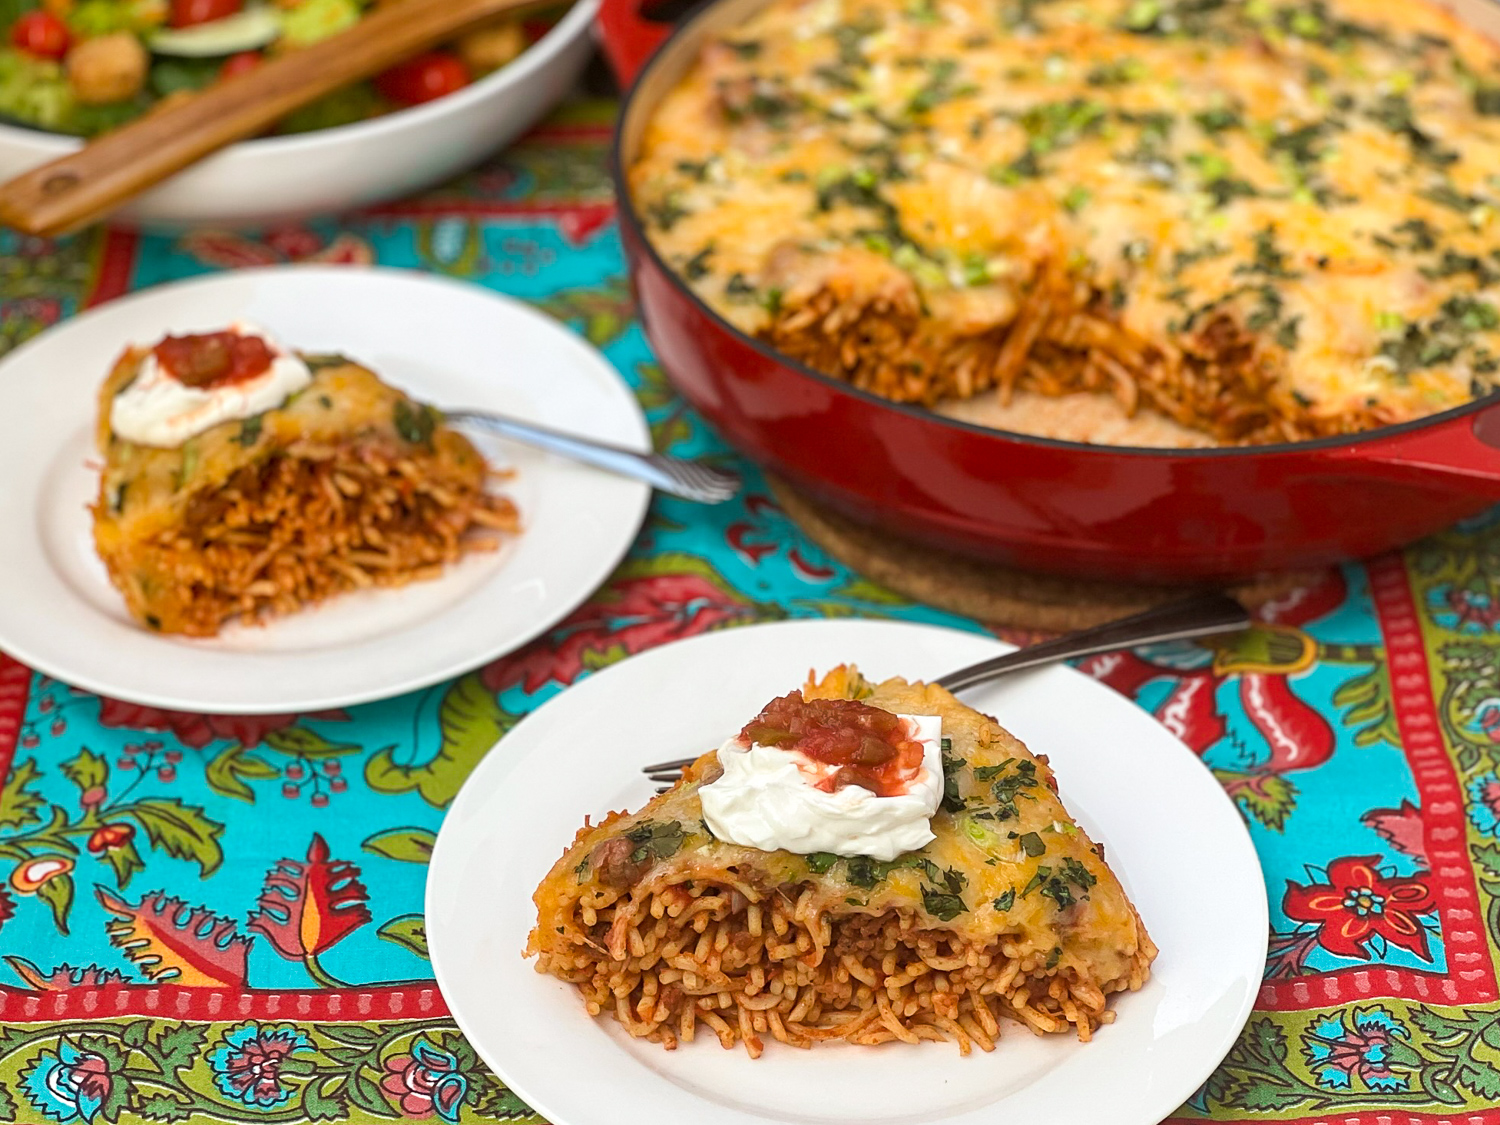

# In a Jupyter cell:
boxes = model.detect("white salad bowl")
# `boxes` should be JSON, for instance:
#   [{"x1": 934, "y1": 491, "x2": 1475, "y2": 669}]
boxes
[{"x1": 0, "y1": 0, "x2": 599, "y2": 229}]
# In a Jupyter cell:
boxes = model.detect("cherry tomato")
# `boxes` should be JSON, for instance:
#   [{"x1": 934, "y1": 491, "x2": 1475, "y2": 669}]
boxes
[
  {"x1": 218, "y1": 50, "x2": 262, "y2": 81},
  {"x1": 9, "y1": 11, "x2": 70, "y2": 60},
  {"x1": 374, "y1": 52, "x2": 470, "y2": 106},
  {"x1": 169, "y1": 0, "x2": 243, "y2": 28}
]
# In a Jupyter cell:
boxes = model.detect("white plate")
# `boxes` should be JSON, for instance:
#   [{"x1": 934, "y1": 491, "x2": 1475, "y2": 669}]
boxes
[
  {"x1": 427, "y1": 619, "x2": 1267, "y2": 1125},
  {"x1": 0, "y1": 266, "x2": 650, "y2": 713}
]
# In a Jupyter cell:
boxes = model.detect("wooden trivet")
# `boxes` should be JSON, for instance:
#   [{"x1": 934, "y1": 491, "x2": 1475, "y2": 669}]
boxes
[{"x1": 769, "y1": 479, "x2": 1327, "y2": 633}]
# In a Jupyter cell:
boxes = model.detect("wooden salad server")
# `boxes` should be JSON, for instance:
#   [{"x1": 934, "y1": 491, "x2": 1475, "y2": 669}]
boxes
[{"x1": 0, "y1": 0, "x2": 543, "y2": 236}]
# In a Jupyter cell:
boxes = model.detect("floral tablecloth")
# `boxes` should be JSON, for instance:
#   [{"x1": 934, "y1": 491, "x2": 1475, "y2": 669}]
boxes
[{"x1": 4, "y1": 93, "x2": 1500, "y2": 1125}]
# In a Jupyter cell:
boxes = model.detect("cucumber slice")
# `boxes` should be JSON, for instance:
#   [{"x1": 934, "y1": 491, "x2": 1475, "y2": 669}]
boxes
[{"x1": 147, "y1": 7, "x2": 282, "y2": 58}]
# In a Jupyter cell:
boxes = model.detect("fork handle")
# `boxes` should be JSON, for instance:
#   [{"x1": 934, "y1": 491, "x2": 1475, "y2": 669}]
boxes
[
  {"x1": 445, "y1": 410, "x2": 691, "y2": 497},
  {"x1": 936, "y1": 592, "x2": 1250, "y2": 692}
]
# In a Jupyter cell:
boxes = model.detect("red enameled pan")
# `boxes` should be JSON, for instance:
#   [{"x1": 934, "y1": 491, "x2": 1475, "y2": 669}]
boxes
[{"x1": 597, "y1": 0, "x2": 1500, "y2": 583}]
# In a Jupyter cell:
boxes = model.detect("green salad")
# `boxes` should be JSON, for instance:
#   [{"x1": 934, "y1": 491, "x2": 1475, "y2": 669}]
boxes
[{"x1": 0, "y1": 0, "x2": 541, "y2": 138}]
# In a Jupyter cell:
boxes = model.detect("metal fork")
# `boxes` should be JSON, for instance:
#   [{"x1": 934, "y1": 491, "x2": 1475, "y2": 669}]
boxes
[
  {"x1": 641, "y1": 591, "x2": 1250, "y2": 788},
  {"x1": 445, "y1": 409, "x2": 742, "y2": 504}
]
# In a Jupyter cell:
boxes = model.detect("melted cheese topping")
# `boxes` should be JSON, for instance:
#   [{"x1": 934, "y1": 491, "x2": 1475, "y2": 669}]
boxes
[{"x1": 631, "y1": 0, "x2": 1500, "y2": 432}]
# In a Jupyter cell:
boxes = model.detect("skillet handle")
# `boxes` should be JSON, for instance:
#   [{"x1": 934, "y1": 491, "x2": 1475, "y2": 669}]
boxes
[
  {"x1": 1321, "y1": 405, "x2": 1500, "y2": 499},
  {"x1": 597, "y1": 0, "x2": 675, "y2": 85}
]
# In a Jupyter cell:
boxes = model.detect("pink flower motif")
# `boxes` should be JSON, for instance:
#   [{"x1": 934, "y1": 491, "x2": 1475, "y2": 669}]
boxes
[{"x1": 380, "y1": 1038, "x2": 468, "y2": 1121}]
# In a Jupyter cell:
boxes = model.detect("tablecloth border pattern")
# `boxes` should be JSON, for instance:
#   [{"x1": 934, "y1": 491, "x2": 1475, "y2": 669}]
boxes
[{"x1": 1249, "y1": 557, "x2": 1495, "y2": 1012}]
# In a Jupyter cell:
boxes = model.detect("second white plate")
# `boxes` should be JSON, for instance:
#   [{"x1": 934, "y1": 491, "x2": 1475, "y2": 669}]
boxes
[
  {"x1": 0, "y1": 266, "x2": 650, "y2": 712},
  {"x1": 427, "y1": 618, "x2": 1268, "y2": 1125}
]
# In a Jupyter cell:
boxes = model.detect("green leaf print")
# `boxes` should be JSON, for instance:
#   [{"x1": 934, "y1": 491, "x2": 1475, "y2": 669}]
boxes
[
  {"x1": 118, "y1": 799, "x2": 224, "y2": 876},
  {"x1": 60, "y1": 748, "x2": 108, "y2": 793},
  {"x1": 153, "y1": 1023, "x2": 207, "y2": 1076},
  {"x1": 364, "y1": 672, "x2": 514, "y2": 808},
  {"x1": 361, "y1": 827, "x2": 437, "y2": 864},
  {"x1": 135, "y1": 1094, "x2": 192, "y2": 1121},
  {"x1": 100, "y1": 838, "x2": 145, "y2": 889},
  {"x1": 377, "y1": 915, "x2": 430, "y2": 959},
  {"x1": 37, "y1": 873, "x2": 74, "y2": 934},
  {"x1": 299, "y1": 1077, "x2": 346, "y2": 1121},
  {"x1": 263, "y1": 727, "x2": 361, "y2": 759},
  {"x1": 204, "y1": 743, "x2": 281, "y2": 803},
  {"x1": 0, "y1": 759, "x2": 44, "y2": 830}
]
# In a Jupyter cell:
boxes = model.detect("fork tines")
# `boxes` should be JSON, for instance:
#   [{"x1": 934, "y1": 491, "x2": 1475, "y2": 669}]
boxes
[{"x1": 643, "y1": 756, "x2": 697, "y2": 774}]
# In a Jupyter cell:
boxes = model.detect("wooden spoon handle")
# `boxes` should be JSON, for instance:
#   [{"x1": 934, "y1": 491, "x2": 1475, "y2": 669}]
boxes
[{"x1": 0, "y1": 0, "x2": 540, "y2": 237}]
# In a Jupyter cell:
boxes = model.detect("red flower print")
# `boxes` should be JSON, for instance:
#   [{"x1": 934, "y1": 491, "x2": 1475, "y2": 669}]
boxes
[
  {"x1": 86, "y1": 824, "x2": 135, "y2": 853},
  {"x1": 1282, "y1": 856, "x2": 1437, "y2": 962},
  {"x1": 248, "y1": 834, "x2": 371, "y2": 960},
  {"x1": 94, "y1": 700, "x2": 345, "y2": 749}
]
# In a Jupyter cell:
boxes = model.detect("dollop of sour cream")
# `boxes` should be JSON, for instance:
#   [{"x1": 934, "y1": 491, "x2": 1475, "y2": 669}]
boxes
[
  {"x1": 699, "y1": 715, "x2": 943, "y2": 862},
  {"x1": 110, "y1": 322, "x2": 312, "y2": 449}
]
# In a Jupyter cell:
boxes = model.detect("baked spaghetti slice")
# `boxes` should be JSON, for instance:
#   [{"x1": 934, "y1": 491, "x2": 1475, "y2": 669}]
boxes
[
  {"x1": 529, "y1": 667, "x2": 1155, "y2": 1056},
  {"x1": 93, "y1": 337, "x2": 517, "y2": 637}
]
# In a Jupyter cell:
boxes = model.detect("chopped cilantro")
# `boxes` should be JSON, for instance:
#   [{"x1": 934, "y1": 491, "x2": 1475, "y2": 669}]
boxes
[
  {"x1": 993, "y1": 889, "x2": 1016, "y2": 912},
  {"x1": 393, "y1": 400, "x2": 436, "y2": 448},
  {"x1": 988, "y1": 759, "x2": 1040, "y2": 820},
  {"x1": 921, "y1": 885, "x2": 967, "y2": 921},
  {"x1": 846, "y1": 854, "x2": 879, "y2": 889},
  {"x1": 814, "y1": 63, "x2": 862, "y2": 92},
  {"x1": 625, "y1": 820, "x2": 686, "y2": 865},
  {"x1": 1234, "y1": 226, "x2": 1301, "y2": 279},
  {"x1": 806, "y1": 852, "x2": 839, "y2": 874},
  {"x1": 907, "y1": 59, "x2": 976, "y2": 116},
  {"x1": 1059, "y1": 856, "x2": 1098, "y2": 892},
  {"x1": 573, "y1": 855, "x2": 591, "y2": 883},
  {"x1": 684, "y1": 245, "x2": 714, "y2": 281},
  {"x1": 1193, "y1": 106, "x2": 1242, "y2": 134},
  {"x1": 234, "y1": 414, "x2": 264, "y2": 448},
  {"x1": 646, "y1": 195, "x2": 690, "y2": 230},
  {"x1": 1017, "y1": 98, "x2": 1107, "y2": 153},
  {"x1": 1046, "y1": 946, "x2": 1062, "y2": 969},
  {"x1": 1018, "y1": 831, "x2": 1046, "y2": 857},
  {"x1": 1062, "y1": 185, "x2": 1092, "y2": 213},
  {"x1": 940, "y1": 741, "x2": 968, "y2": 813},
  {"x1": 989, "y1": 149, "x2": 1044, "y2": 184},
  {"x1": 1086, "y1": 58, "x2": 1144, "y2": 87},
  {"x1": 1420, "y1": 182, "x2": 1484, "y2": 214}
]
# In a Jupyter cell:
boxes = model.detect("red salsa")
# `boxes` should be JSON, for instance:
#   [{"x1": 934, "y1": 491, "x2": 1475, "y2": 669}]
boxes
[
  {"x1": 154, "y1": 332, "x2": 275, "y2": 389},
  {"x1": 739, "y1": 691, "x2": 925, "y2": 797}
]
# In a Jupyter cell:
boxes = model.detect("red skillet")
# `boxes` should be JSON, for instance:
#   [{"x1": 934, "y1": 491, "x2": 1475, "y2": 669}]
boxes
[{"x1": 597, "y1": 0, "x2": 1500, "y2": 584}]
